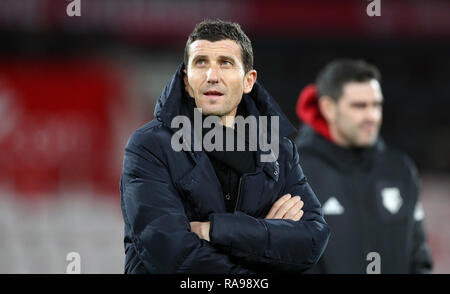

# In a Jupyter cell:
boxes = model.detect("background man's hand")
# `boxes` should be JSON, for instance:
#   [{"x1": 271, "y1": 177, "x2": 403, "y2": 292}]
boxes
[
  {"x1": 265, "y1": 194, "x2": 304, "y2": 221},
  {"x1": 190, "y1": 221, "x2": 210, "y2": 241}
]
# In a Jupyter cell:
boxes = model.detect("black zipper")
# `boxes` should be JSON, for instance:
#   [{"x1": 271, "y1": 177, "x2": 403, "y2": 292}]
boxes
[{"x1": 234, "y1": 176, "x2": 244, "y2": 213}]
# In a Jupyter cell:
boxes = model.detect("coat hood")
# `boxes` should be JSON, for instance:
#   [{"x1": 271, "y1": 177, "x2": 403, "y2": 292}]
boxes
[{"x1": 295, "y1": 84, "x2": 333, "y2": 142}]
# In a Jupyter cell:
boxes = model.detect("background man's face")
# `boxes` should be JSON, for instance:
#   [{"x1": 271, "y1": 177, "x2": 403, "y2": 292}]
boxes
[
  {"x1": 333, "y1": 79, "x2": 383, "y2": 147},
  {"x1": 184, "y1": 39, "x2": 255, "y2": 117}
]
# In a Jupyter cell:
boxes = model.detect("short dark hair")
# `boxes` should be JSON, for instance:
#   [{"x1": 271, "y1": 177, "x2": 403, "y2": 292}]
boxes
[
  {"x1": 184, "y1": 19, "x2": 254, "y2": 73},
  {"x1": 316, "y1": 59, "x2": 381, "y2": 101}
]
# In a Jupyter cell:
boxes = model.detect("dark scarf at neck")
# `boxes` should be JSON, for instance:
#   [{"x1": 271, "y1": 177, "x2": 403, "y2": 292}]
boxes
[{"x1": 186, "y1": 97, "x2": 256, "y2": 175}]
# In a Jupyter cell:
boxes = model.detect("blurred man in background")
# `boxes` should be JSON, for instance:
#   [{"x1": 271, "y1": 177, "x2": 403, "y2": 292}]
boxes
[
  {"x1": 295, "y1": 59, "x2": 433, "y2": 274},
  {"x1": 119, "y1": 19, "x2": 330, "y2": 274}
]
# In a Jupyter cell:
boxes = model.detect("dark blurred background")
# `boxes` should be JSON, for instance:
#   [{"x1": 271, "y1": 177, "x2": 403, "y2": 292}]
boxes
[{"x1": 0, "y1": 0, "x2": 449, "y2": 273}]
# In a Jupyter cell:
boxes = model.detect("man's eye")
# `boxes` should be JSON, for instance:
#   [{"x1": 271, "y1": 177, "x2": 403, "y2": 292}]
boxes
[
  {"x1": 351, "y1": 103, "x2": 366, "y2": 109},
  {"x1": 196, "y1": 60, "x2": 206, "y2": 66},
  {"x1": 222, "y1": 60, "x2": 232, "y2": 66}
]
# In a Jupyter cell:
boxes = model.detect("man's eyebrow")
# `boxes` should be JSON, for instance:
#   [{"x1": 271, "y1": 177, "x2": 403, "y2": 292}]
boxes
[
  {"x1": 218, "y1": 55, "x2": 237, "y2": 62},
  {"x1": 192, "y1": 55, "x2": 208, "y2": 61},
  {"x1": 192, "y1": 54, "x2": 236, "y2": 60}
]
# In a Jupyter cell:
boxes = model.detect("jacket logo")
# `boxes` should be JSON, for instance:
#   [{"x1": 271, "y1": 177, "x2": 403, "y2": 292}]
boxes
[
  {"x1": 381, "y1": 187, "x2": 403, "y2": 214},
  {"x1": 322, "y1": 197, "x2": 344, "y2": 215}
]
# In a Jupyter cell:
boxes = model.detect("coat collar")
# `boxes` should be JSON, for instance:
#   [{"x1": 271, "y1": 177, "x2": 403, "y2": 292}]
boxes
[
  {"x1": 154, "y1": 63, "x2": 293, "y2": 180},
  {"x1": 296, "y1": 124, "x2": 385, "y2": 173}
]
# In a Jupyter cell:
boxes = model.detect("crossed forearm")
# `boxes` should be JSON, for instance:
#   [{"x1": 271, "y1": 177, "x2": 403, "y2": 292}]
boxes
[{"x1": 190, "y1": 193, "x2": 304, "y2": 241}]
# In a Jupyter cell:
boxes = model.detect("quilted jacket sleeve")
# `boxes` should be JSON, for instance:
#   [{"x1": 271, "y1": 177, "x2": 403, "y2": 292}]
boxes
[{"x1": 120, "y1": 131, "x2": 256, "y2": 274}]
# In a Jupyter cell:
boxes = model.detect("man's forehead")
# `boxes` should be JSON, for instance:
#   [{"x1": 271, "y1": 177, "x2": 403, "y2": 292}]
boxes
[
  {"x1": 342, "y1": 79, "x2": 383, "y2": 101},
  {"x1": 188, "y1": 39, "x2": 241, "y2": 58}
]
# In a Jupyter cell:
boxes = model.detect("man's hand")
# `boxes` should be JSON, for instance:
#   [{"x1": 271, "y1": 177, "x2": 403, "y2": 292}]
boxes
[
  {"x1": 265, "y1": 194, "x2": 304, "y2": 221},
  {"x1": 190, "y1": 221, "x2": 211, "y2": 241}
]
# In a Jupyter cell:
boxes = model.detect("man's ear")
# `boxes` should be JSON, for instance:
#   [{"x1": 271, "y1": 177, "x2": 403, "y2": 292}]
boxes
[
  {"x1": 318, "y1": 96, "x2": 337, "y2": 124},
  {"x1": 243, "y1": 70, "x2": 257, "y2": 94}
]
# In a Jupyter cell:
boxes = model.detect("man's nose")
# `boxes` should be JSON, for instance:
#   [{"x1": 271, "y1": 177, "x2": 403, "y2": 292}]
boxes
[{"x1": 206, "y1": 66, "x2": 219, "y2": 84}]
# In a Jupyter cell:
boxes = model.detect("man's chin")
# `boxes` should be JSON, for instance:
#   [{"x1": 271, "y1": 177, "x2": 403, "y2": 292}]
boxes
[
  {"x1": 200, "y1": 107, "x2": 232, "y2": 117},
  {"x1": 355, "y1": 137, "x2": 378, "y2": 148},
  {"x1": 201, "y1": 110, "x2": 224, "y2": 117}
]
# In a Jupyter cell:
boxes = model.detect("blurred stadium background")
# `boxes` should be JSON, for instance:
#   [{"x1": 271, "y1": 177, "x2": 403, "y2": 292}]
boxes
[{"x1": 0, "y1": 0, "x2": 449, "y2": 273}]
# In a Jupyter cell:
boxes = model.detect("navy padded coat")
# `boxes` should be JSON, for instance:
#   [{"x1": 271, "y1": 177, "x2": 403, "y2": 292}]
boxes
[{"x1": 120, "y1": 64, "x2": 330, "y2": 273}]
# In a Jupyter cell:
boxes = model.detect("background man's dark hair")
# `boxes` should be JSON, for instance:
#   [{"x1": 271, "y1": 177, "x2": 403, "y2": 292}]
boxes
[
  {"x1": 316, "y1": 59, "x2": 381, "y2": 101},
  {"x1": 184, "y1": 19, "x2": 254, "y2": 73}
]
